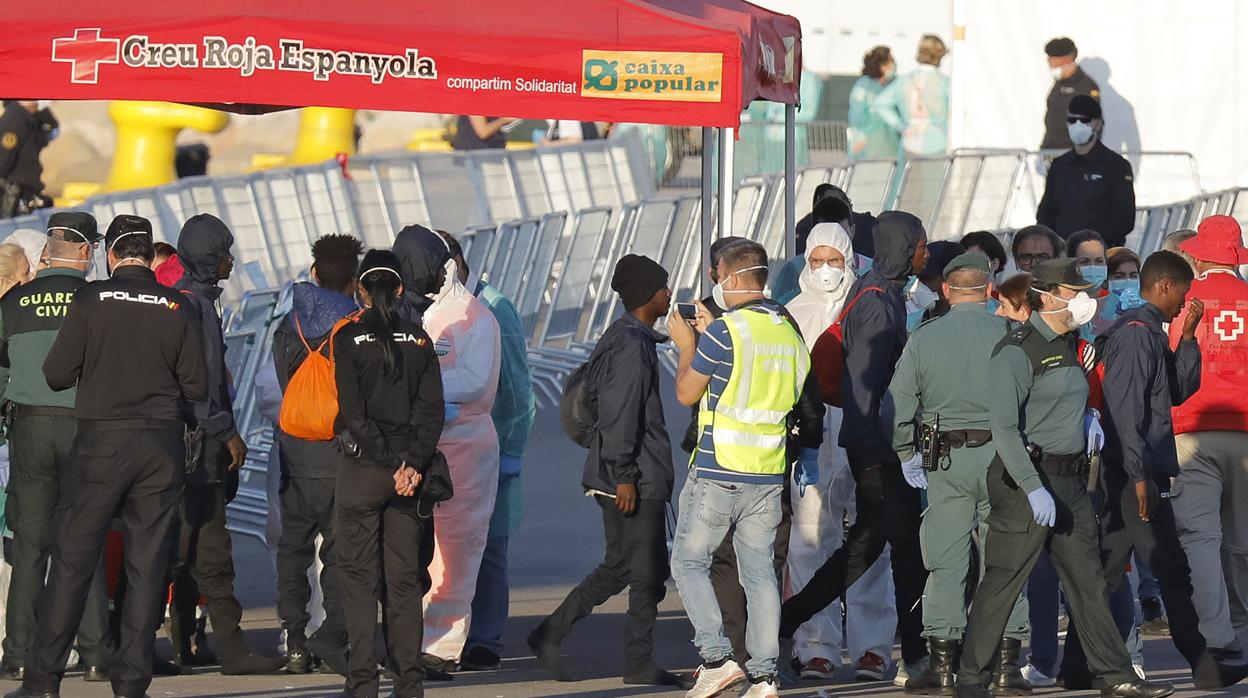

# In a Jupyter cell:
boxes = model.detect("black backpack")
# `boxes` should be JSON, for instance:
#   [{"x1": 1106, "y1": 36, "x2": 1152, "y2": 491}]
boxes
[{"x1": 560, "y1": 357, "x2": 601, "y2": 448}]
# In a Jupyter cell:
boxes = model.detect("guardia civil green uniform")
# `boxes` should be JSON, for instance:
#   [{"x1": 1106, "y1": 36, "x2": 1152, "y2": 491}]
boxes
[
  {"x1": 957, "y1": 259, "x2": 1141, "y2": 694},
  {"x1": 0, "y1": 213, "x2": 113, "y2": 676},
  {"x1": 888, "y1": 253, "x2": 1029, "y2": 696}
]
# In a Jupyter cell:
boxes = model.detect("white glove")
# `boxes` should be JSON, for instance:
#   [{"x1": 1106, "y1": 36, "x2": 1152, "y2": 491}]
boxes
[
  {"x1": 901, "y1": 453, "x2": 928, "y2": 490},
  {"x1": 1026, "y1": 487, "x2": 1057, "y2": 527},
  {"x1": 1085, "y1": 410, "x2": 1105, "y2": 456}
]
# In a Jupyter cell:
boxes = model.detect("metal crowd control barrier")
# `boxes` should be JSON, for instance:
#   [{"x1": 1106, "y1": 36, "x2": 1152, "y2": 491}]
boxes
[{"x1": 0, "y1": 130, "x2": 652, "y2": 298}]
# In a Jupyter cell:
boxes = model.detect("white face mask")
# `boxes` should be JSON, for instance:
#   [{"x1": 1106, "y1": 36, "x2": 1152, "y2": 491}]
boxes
[
  {"x1": 1050, "y1": 64, "x2": 1072, "y2": 81},
  {"x1": 712, "y1": 265, "x2": 768, "y2": 309},
  {"x1": 1038, "y1": 288, "x2": 1097, "y2": 327},
  {"x1": 1067, "y1": 120, "x2": 1095, "y2": 146},
  {"x1": 905, "y1": 277, "x2": 939, "y2": 314},
  {"x1": 811, "y1": 265, "x2": 846, "y2": 292}
]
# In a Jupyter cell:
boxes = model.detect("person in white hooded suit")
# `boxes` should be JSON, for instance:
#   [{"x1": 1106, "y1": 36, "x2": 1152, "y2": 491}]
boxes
[
  {"x1": 783, "y1": 223, "x2": 898, "y2": 682},
  {"x1": 392, "y1": 225, "x2": 503, "y2": 668}
]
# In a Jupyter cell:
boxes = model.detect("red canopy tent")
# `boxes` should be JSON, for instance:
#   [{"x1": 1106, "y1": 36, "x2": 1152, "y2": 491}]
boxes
[
  {"x1": 0, "y1": 0, "x2": 805, "y2": 258},
  {"x1": 1, "y1": 0, "x2": 800, "y2": 127}
]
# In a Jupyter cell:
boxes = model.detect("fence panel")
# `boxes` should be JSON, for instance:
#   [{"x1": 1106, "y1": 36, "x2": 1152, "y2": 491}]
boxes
[{"x1": 843, "y1": 159, "x2": 896, "y2": 214}]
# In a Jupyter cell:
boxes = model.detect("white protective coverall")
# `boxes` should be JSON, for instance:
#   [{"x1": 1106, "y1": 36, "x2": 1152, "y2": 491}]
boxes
[
  {"x1": 784, "y1": 223, "x2": 897, "y2": 667},
  {"x1": 422, "y1": 262, "x2": 503, "y2": 661}
]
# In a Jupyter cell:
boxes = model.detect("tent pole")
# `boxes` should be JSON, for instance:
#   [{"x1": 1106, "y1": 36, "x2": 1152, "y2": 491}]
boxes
[
  {"x1": 701, "y1": 126, "x2": 715, "y2": 296},
  {"x1": 785, "y1": 103, "x2": 796, "y2": 260},
  {"x1": 718, "y1": 127, "x2": 734, "y2": 238}
]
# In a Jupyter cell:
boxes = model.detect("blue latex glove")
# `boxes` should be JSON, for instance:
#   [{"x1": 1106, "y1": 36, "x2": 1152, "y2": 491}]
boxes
[
  {"x1": 499, "y1": 453, "x2": 522, "y2": 478},
  {"x1": 1115, "y1": 287, "x2": 1147, "y2": 313},
  {"x1": 901, "y1": 454, "x2": 928, "y2": 490},
  {"x1": 1026, "y1": 487, "x2": 1057, "y2": 527},
  {"x1": 794, "y1": 448, "x2": 819, "y2": 497},
  {"x1": 444, "y1": 403, "x2": 461, "y2": 424}
]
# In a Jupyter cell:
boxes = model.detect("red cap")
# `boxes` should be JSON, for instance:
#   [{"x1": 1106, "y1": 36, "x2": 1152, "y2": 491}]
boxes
[{"x1": 1182, "y1": 215, "x2": 1248, "y2": 265}]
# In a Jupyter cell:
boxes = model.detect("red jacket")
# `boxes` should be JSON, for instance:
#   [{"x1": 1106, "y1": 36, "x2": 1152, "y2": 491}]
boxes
[{"x1": 1169, "y1": 269, "x2": 1248, "y2": 434}]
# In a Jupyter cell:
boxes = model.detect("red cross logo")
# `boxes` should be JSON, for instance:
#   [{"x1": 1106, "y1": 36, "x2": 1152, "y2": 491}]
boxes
[
  {"x1": 52, "y1": 29, "x2": 120, "y2": 84},
  {"x1": 1214, "y1": 310, "x2": 1245, "y2": 342}
]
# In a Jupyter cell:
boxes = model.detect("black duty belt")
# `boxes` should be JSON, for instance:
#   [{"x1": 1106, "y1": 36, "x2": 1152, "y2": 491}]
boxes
[
  {"x1": 943, "y1": 429, "x2": 993, "y2": 449},
  {"x1": 1037, "y1": 452, "x2": 1089, "y2": 477},
  {"x1": 12, "y1": 404, "x2": 74, "y2": 419}
]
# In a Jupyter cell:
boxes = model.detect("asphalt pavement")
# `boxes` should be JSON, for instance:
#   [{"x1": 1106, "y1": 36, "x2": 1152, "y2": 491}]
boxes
[{"x1": 47, "y1": 381, "x2": 1248, "y2": 697}]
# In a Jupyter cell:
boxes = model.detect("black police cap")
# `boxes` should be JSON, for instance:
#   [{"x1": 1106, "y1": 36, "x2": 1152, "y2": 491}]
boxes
[
  {"x1": 105, "y1": 215, "x2": 153, "y2": 250},
  {"x1": 46, "y1": 211, "x2": 100, "y2": 244},
  {"x1": 1068, "y1": 94, "x2": 1102, "y2": 120},
  {"x1": 1045, "y1": 37, "x2": 1076, "y2": 57}
]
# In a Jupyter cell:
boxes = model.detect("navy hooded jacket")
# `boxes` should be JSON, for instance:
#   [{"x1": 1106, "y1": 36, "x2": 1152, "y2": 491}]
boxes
[
  {"x1": 838, "y1": 211, "x2": 923, "y2": 464},
  {"x1": 175, "y1": 213, "x2": 238, "y2": 484}
]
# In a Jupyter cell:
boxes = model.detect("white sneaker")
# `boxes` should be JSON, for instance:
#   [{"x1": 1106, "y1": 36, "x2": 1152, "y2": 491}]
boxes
[
  {"x1": 740, "y1": 679, "x2": 781, "y2": 697},
  {"x1": 893, "y1": 656, "x2": 928, "y2": 687},
  {"x1": 1133, "y1": 663, "x2": 1147, "y2": 680},
  {"x1": 893, "y1": 660, "x2": 909, "y2": 687},
  {"x1": 1021, "y1": 663, "x2": 1056, "y2": 687},
  {"x1": 685, "y1": 659, "x2": 747, "y2": 698}
]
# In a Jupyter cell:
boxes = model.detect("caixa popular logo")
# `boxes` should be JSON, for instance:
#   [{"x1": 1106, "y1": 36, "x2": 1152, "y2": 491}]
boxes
[
  {"x1": 581, "y1": 50, "x2": 723, "y2": 103},
  {"x1": 51, "y1": 28, "x2": 437, "y2": 85}
]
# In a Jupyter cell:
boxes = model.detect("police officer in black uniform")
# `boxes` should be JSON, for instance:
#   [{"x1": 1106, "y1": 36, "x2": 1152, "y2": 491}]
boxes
[
  {"x1": 8, "y1": 215, "x2": 208, "y2": 698},
  {"x1": 0, "y1": 213, "x2": 113, "y2": 682},
  {"x1": 332, "y1": 250, "x2": 445, "y2": 698},
  {"x1": 1037, "y1": 95, "x2": 1136, "y2": 248},
  {"x1": 0, "y1": 101, "x2": 57, "y2": 219},
  {"x1": 1041, "y1": 38, "x2": 1100, "y2": 150}
]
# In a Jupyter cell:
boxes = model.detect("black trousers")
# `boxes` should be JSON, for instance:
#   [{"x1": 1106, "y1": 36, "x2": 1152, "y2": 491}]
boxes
[
  {"x1": 23, "y1": 423, "x2": 184, "y2": 698},
  {"x1": 711, "y1": 478, "x2": 791, "y2": 664},
  {"x1": 170, "y1": 481, "x2": 249, "y2": 660},
  {"x1": 276, "y1": 474, "x2": 345, "y2": 650},
  {"x1": 957, "y1": 460, "x2": 1134, "y2": 687},
  {"x1": 779, "y1": 455, "x2": 928, "y2": 665},
  {"x1": 536, "y1": 497, "x2": 669, "y2": 676},
  {"x1": 336, "y1": 465, "x2": 425, "y2": 698},
  {"x1": 3, "y1": 414, "x2": 112, "y2": 669},
  {"x1": 1059, "y1": 472, "x2": 1215, "y2": 684}
]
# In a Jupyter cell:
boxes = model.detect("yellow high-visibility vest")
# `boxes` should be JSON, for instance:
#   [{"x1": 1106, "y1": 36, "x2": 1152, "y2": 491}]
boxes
[{"x1": 697, "y1": 306, "x2": 810, "y2": 476}]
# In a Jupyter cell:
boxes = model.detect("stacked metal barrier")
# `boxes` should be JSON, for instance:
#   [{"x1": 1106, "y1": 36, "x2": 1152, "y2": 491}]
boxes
[{"x1": 0, "y1": 139, "x2": 1224, "y2": 543}]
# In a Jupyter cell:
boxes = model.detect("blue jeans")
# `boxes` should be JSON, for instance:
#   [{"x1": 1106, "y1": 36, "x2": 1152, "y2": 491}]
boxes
[
  {"x1": 1135, "y1": 553, "x2": 1160, "y2": 601},
  {"x1": 466, "y1": 536, "x2": 509, "y2": 654},
  {"x1": 672, "y1": 474, "x2": 783, "y2": 680}
]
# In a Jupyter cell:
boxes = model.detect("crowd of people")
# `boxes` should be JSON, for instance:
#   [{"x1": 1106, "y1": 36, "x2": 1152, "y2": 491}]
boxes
[{"x1": 0, "y1": 34, "x2": 1240, "y2": 698}]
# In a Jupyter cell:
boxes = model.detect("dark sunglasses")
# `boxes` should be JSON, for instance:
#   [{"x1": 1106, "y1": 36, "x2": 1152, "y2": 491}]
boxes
[{"x1": 1066, "y1": 116, "x2": 1093, "y2": 124}]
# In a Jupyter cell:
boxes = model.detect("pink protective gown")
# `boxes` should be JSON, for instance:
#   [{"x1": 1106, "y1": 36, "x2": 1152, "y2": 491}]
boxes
[{"x1": 421, "y1": 278, "x2": 502, "y2": 661}]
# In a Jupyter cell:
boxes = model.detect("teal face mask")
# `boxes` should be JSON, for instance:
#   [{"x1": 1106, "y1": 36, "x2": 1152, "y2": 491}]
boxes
[{"x1": 1080, "y1": 264, "x2": 1108, "y2": 286}]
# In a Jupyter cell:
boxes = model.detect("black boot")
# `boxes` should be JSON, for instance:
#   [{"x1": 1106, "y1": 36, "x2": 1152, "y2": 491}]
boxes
[
  {"x1": 906, "y1": 637, "x2": 958, "y2": 695},
  {"x1": 992, "y1": 638, "x2": 1032, "y2": 695}
]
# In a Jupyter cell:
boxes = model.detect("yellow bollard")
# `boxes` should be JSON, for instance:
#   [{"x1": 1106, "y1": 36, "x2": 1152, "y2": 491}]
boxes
[
  {"x1": 103, "y1": 101, "x2": 229, "y2": 192},
  {"x1": 287, "y1": 107, "x2": 356, "y2": 166}
]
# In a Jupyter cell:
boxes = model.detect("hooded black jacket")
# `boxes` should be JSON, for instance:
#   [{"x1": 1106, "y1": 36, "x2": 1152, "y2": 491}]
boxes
[
  {"x1": 175, "y1": 213, "x2": 238, "y2": 484},
  {"x1": 272, "y1": 282, "x2": 359, "y2": 479},
  {"x1": 391, "y1": 224, "x2": 451, "y2": 322},
  {"x1": 839, "y1": 211, "x2": 922, "y2": 464}
]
